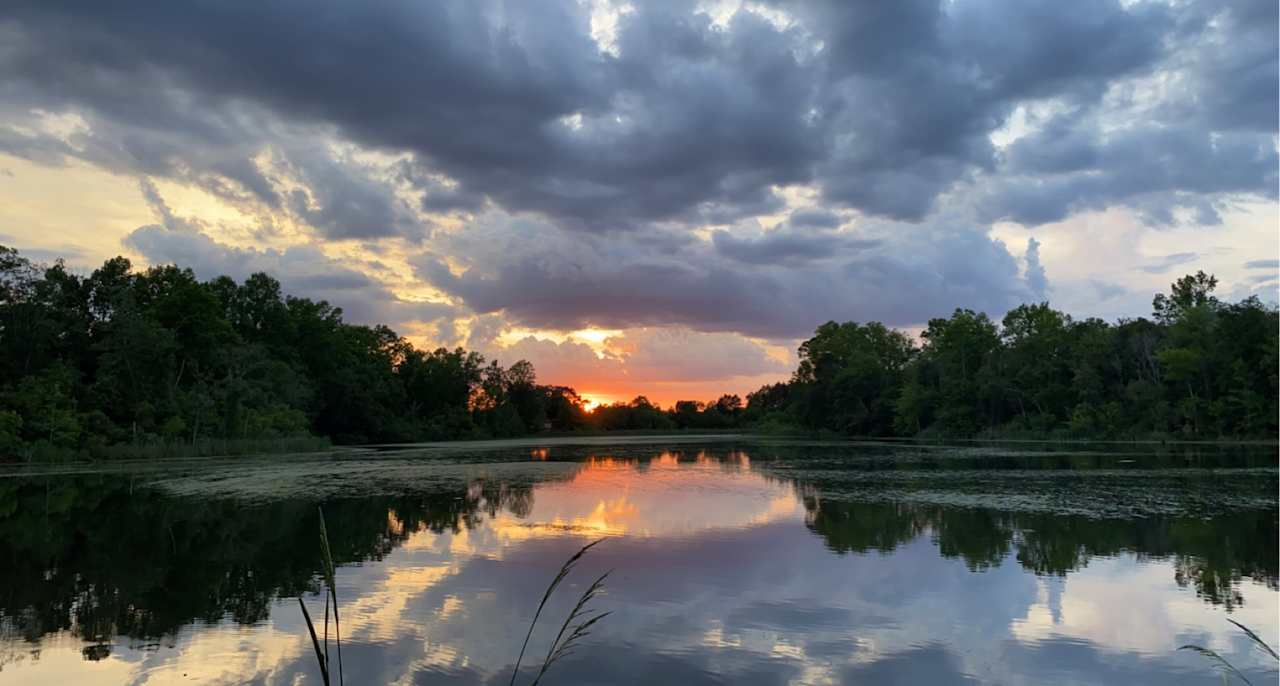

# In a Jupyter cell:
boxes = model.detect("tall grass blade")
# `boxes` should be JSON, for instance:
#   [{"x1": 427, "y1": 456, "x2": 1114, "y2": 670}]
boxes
[
  {"x1": 330, "y1": 571, "x2": 343, "y2": 685},
  {"x1": 297, "y1": 597, "x2": 330, "y2": 686},
  {"x1": 509, "y1": 539, "x2": 604, "y2": 686},
  {"x1": 1180, "y1": 619, "x2": 1279, "y2": 685},
  {"x1": 530, "y1": 570, "x2": 612, "y2": 686},
  {"x1": 1179, "y1": 645, "x2": 1253, "y2": 685},
  {"x1": 317, "y1": 507, "x2": 344, "y2": 686},
  {"x1": 1227, "y1": 618, "x2": 1280, "y2": 662}
]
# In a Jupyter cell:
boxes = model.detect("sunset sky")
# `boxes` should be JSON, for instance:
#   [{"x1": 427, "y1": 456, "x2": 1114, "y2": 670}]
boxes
[{"x1": 0, "y1": 0, "x2": 1275, "y2": 407}]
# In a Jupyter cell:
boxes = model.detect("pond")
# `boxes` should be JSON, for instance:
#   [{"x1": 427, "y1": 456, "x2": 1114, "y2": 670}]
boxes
[{"x1": 0, "y1": 437, "x2": 1276, "y2": 685}]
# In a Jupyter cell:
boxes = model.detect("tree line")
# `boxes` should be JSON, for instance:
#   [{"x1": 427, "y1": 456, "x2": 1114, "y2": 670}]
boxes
[
  {"x1": 1, "y1": 243, "x2": 1274, "y2": 459},
  {"x1": 0, "y1": 246, "x2": 610, "y2": 459},
  {"x1": 745, "y1": 271, "x2": 1278, "y2": 439}
]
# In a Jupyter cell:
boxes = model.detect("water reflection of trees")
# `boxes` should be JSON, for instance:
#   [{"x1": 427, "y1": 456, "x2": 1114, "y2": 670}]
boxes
[
  {"x1": 1, "y1": 447, "x2": 1274, "y2": 655},
  {"x1": 802, "y1": 496, "x2": 1278, "y2": 609},
  {"x1": 0, "y1": 475, "x2": 532, "y2": 647}
]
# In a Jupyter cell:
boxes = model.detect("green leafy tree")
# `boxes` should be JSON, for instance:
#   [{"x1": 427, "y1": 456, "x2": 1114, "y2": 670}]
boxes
[
  {"x1": 792, "y1": 321, "x2": 915, "y2": 435},
  {"x1": 6, "y1": 363, "x2": 82, "y2": 447},
  {"x1": 914, "y1": 310, "x2": 1002, "y2": 435},
  {"x1": 1000, "y1": 303, "x2": 1074, "y2": 428},
  {"x1": 1152, "y1": 270, "x2": 1218, "y2": 325}
]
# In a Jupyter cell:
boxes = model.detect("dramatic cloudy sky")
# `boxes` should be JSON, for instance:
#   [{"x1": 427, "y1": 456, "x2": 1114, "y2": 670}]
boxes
[{"x1": 0, "y1": 0, "x2": 1276, "y2": 407}]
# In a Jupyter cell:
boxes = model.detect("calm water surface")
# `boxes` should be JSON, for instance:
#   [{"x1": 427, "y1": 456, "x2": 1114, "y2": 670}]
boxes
[{"x1": 0, "y1": 438, "x2": 1276, "y2": 685}]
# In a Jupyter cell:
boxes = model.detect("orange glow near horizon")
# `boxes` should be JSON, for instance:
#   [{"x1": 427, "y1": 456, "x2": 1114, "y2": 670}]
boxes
[
  {"x1": 576, "y1": 381, "x2": 777, "y2": 411},
  {"x1": 396, "y1": 320, "x2": 797, "y2": 411},
  {"x1": 484, "y1": 364, "x2": 780, "y2": 410},
  {"x1": 578, "y1": 393, "x2": 621, "y2": 411}
]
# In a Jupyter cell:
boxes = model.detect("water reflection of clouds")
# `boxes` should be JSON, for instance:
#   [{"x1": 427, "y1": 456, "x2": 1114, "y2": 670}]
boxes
[
  {"x1": 2, "y1": 450, "x2": 1276, "y2": 685},
  {"x1": 419, "y1": 524, "x2": 1270, "y2": 684},
  {"x1": 1012, "y1": 558, "x2": 1280, "y2": 656}
]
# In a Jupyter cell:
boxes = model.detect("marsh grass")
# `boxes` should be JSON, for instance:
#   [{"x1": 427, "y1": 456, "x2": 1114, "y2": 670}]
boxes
[
  {"x1": 299, "y1": 514, "x2": 609, "y2": 686},
  {"x1": 298, "y1": 507, "x2": 343, "y2": 686},
  {"x1": 510, "y1": 539, "x2": 611, "y2": 686},
  {"x1": 1180, "y1": 618, "x2": 1279, "y2": 685}
]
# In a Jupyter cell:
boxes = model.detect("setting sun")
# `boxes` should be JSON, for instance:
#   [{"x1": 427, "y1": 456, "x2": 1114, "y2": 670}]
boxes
[{"x1": 578, "y1": 393, "x2": 617, "y2": 411}]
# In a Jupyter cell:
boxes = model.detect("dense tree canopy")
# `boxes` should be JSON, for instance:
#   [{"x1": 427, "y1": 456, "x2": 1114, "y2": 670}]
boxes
[
  {"x1": 750, "y1": 271, "x2": 1279, "y2": 439},
  {"x1": 0, "y1": 246, "x2": 599, "y2": 458}
]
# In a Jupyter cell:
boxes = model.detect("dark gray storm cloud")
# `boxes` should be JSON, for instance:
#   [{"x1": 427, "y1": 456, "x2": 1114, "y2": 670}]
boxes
[
  {"x1": 975, "y1": 1, "x2": 1277, "y2": 226},
  {"x1": 411, "y1": 212, "x2": 1036, "y2": 339},
  {"x1": 0, "y1": 0, "x2": 1274, "y2": 335},
  {"x1": 279, "y1": 146, "x2": 423, "y2": 240},
  {"x1": 787, "y1": 208, "x2": 844, "y2": 230},
  {"x1": 984, "y1": 125, "x2": 1277, "y2": 226},
  {"x1": 1, "y1": 0, "x2": 1273, "y2": 232},
  {"x1": 712, "y1": 226, "x2": 878, "y2": 266}
]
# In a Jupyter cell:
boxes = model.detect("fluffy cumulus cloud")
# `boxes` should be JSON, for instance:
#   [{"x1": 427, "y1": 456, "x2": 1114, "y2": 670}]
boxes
[
  {"x1": 1024, "y1": 238, "x2": 1048, "y2": 301},
  {"x1": 0, "y1": 0, "x2": 1275, "y2": 396}
]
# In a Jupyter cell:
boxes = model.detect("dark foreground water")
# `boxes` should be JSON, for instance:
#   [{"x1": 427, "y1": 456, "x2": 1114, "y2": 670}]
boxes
[{"x1": 0, "y1": 437, "x2": 1276, "y2": 685}]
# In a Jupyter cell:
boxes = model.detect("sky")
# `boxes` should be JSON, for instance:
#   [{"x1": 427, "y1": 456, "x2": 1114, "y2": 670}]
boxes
[{"x1": 0, "y1": 0, "x2": 1276, "y2": 408}]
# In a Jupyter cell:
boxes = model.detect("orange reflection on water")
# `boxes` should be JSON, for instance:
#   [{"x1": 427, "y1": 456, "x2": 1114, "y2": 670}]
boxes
[
  {"x1": 387, "y1": 509, "x2": 406, "y2": 538},
  {"x1": 482, "y1": 452, "x2": 805, "y2": 542}
]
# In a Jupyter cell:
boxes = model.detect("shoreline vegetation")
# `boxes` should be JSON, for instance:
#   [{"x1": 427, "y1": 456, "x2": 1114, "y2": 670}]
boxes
[{"x1": 1, "y1": 244, "x2": 1275, "y2": 462}]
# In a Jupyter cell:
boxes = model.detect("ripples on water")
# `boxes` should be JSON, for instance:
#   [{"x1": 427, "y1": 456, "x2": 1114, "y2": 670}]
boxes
[{"x1": 0, "y1": 439, "x2": 1276, "y2": 684}]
